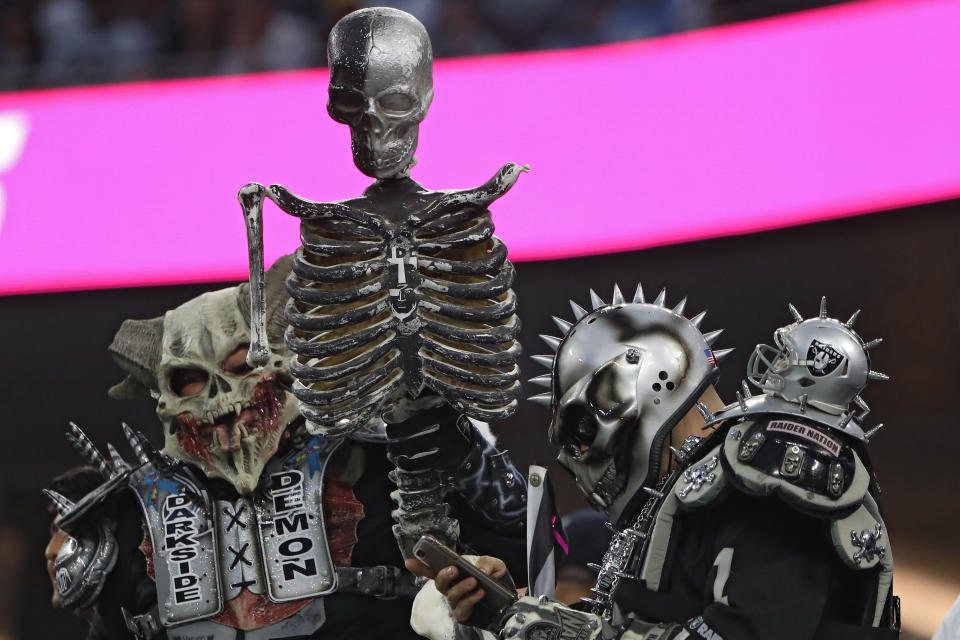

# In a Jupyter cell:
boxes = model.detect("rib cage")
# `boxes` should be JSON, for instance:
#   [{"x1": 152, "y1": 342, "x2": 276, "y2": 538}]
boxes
[{"x1": 273, "y1": 163, "x2": 526, "y2": 434}]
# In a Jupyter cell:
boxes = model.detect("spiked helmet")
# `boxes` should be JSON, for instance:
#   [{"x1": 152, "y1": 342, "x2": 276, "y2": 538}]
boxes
[{"x1": 529, "y1": 283, "x2": 730, "y2": 525}]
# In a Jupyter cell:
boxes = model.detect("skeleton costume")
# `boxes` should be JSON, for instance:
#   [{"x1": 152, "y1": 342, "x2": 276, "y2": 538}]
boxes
[
  {"x1": 237, "y1": 7, "x2": 526, "y2": 559},
  {"x1": 496, "y1": 289, "x2": 900, "y2": 640},
  {"x1": 46, "y1": 256, "x2": 528, "y2": 640}
]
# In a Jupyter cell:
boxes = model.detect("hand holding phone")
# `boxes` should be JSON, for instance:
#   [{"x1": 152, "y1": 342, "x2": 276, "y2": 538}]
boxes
[{"x1": 412, "y1": 535, "x2": 518, "y2": 627}]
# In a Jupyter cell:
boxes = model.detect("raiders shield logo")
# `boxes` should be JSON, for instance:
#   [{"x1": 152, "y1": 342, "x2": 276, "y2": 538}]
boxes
[{"x1": 807, "y1": 339, "x2": 845, "y2": 376}]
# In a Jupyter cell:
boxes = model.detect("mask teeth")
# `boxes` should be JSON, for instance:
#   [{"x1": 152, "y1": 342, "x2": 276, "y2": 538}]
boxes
[
  {"x1": 653, "y1": 287, "x2": 667, "y2": 307},
  {"x1": 788, "y1": 303, "x2": 804, "y2": 323},
  {"x1": 611, "y1": 283, "x2": 624, "y2": 305},
  {"x1": 569, "y1": 299, "x2": 588, "y2": 321},
  {"x1": 589, "y1": 289, "x2": 605, "y2": 310},
  {"x1": 846, "y1": 309, "x2": 861, "y2": 328}
]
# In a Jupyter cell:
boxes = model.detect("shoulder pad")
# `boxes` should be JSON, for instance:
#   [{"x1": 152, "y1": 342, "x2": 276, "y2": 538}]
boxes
[
  {"x1": 720, "y1": 416, "x2": 869, "y2": 513},
  {"x1": 54, "y1": 515, "x2": 119, "y2": 610}
]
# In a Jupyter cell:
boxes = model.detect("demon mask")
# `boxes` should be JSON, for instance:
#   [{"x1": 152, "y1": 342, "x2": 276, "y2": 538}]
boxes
[{"x1": 327, "y1": 7, "x2": 434, "y2": 179}]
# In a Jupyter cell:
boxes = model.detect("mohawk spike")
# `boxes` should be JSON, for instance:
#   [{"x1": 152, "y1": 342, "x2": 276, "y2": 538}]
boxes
[
  {"x1": 589, "y1": 289, "x2": 605, "y2": 310},
  {"x1": 867, "y1": 370, "x2": 890, "y2": 381},
  {"x1": 632, "y1": 282, "x2": 645, "y2": 304},
  {"x1": 819, "y1": 296, "x2": 828, "y2": 319},
  {"x1": 846, "y1": 309, "x2": 861, "y2": 328},
  {"x1": 43, "y1": 489, "x2": 75, "y2": 516},
  {"x1": 528, "y1": 375, "x2": 552, "y2": 389},
  {"x1": 653, "y1": 288, "x2": 667, "y2": 307},
  {"x1": 863, "y1": 338, "x2": 883, "y2": 351},
  {"x1": 741, "y1": 380, "x2": 752, "y2": 399},
  {"x1": 107, "y1": 443, "x2": 131, "y2": 472},
  {"x1": 531, "y1": 355, "x2": 554, "y2": 370},
  {"x1": 672, "y1": 297, "x2": 687, "y2": 317},
  {"x1": 528, "y1": 393, "x2": 552, "y2": 407},
  {"x1": 539, "y1": 334, "x2": 562, "y2": 352},
  {"x1": 696, "y1": 402, "x2": 715, "y2": 421},
  {"x1": 552, "y1": 316, "x2": 573, "y2": 334},
  {"x1": 788, "y1": 303, "x2": 803, "y2": 323},
  {"x1": 121, "y1": 422, "x2": 150, "y2": 465},
  {"x1": 689, "y1": 310, "x2": 707, "y2": 329},
  {"x1": 713, "y1": 348, "x2": 734, "y2": 363},
  {"x1": 569, "y1": 300, "x2": 588, "y2": 321},
  {"x1": 66, "y1": 421, "x2": 113, "y2": 477},
  {"x1": 611, "y1": 283, "x2": 624, "y2": 306},
  {"x1": 864, "y1": 423, "x2": 885, "y2": 442},
  {"x1": 703, "y1": 329, "x2": 724, "y2": 346}
]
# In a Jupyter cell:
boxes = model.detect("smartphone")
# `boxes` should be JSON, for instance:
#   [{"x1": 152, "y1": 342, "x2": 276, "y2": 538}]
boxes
[{"x1": 413, "y1": 534, "x2": 519, "y2": 616}]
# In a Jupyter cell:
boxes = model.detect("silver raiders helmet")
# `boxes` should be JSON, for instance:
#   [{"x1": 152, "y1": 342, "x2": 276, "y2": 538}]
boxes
[
  {"x1": 529, "y1": 284, "x2": 731, "y2": 526},
  {"x1": 747, "y1": 297, "x2": 888, "y2": 423}
]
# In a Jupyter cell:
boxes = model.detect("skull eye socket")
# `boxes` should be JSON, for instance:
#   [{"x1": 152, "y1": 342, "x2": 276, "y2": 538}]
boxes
[
  {"x1": 169, "y1": 368, "x2": 209, "y2": 397},
  {"x1": 377, "y1": 92, "x2": 414, "y2": 114},
  {"x1": 329, "y1": 87, "x2": 365, "y2": 114},
  {"x1": 222, "y1": 344, "x2": 253, "y2": 376}
]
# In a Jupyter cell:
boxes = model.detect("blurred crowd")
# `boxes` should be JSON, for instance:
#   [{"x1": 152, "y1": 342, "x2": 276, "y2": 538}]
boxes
[{"x1": 0, "y1": 0, "x2": 848, "y2": 92}]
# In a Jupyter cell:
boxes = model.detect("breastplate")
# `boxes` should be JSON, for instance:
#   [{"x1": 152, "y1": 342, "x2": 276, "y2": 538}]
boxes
[{"x1": 128, "y1": 436, "x2": 341, "y2": 631}]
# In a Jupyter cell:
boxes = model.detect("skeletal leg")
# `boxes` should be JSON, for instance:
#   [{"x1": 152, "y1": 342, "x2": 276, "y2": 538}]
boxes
[{"x1": 238, "y1": 183, "x2": 271, "y2": 368}]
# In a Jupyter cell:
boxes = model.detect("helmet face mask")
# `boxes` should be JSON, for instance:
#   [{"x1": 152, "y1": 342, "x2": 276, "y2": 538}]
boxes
[{"x1": 532, "y1": 286, "x2": 727, "y2": 525}]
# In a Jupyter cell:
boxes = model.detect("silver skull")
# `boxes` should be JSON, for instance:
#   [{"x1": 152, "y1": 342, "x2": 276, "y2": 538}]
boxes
[
  {"x1": 327, "y1": 7, "x2": 434, "y2": 179},
  {"x1": 156, "y1": 288, "x2": 299, "y2": 494}
]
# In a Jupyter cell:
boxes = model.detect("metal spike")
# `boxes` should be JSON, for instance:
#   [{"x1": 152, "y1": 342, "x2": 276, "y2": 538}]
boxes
[
  {"x1": 643, "y1": 487, "x2": 665, "y2": 499},
  {"x1": 689, "y1": 310, "x2": 707, "y2": 329},
  {"x1": 552, "y1": 316, "x2": 573, "y2": 334},
  {"x1": 867, "y1": 370, "x2": 890, "y2": 381},
  {"x1": 788, "y1": 303, "x2": 803, "y2": 323},
  {"x1": 863, "y1": 423, "x2": 885, "y2": 442},
  {"x1": 528, "y1": 375, "x2": 552, "y2": 389},
  {"x1": 741, "y1": 380, "x2": 752, "y2": 399},
  {"x1": 589, "y1": 289, "x2": 605, "y2": 310},
  {"x1": 703, "y1": 329, "x2": 724, "y2": 346},
  {"x1": 653, "y1": 288, "x2": 667, "y2": 307},
  {"x1": 43, "y1": 489, "x2": 75, "y2": 516},
  {"x1": 121, "y1": 422, "x2": 150, "y2": 464},
  {"x1": 569, "y1": 300, "x2": 588, "y2": 321},
  {"x1": 669, "y1": 446, "x2": 684, "y2": 460},
  {"x1": 587, "y1": 562, "x2": 603, "y2": 572},
  {"x1": 632, "y1": 282, "x2": 645, "y2": 304},
  {"x1": 603, "y1": 522, "x2": 616, "y2": 532},
  {"x1": 528, "y1": 393, "x2": 552, "y2": 407},
  {"x1": 713, "y1": 348, "x2": 734, "y2": 363},
  {"x1": 845, "y1": 309, "x2": 861, "y2": 328},
  {"x1": 837, "y1": 411, "x2": 854, "y2": 428},
  {"x1": 863, "y1": 338, "x2": 883, "y2": 351},
  {"x1": 672, "y1": 297, "x2": 687, "y2": 317},
  {"x1": 736, "y1": 392, "x2": 748, "y2": 411},
  {"x1": 66, "y1": 421, "x2": 113, "y2": 477},
  {"x1": 107, "y1": 443, "x2": 130, "y2": 473},
  {"x1": 696, "y1": 402, "x2": 715, "y2": 421},
  {"x1": 611, "y1": 283, "x2": 625, "y2": 306},
  {"x1": 798, "y1": 393, "x2": 808, "y2": 413},
  {"x1": 539, "y1": 334, "x2": 562, "y2": 352},
  {"x1": 531, "y1": 355, "x2": 554, "y2": 370},
  {"x1": 854, "y1": 396, "x2": 870, "y2": 417},
  {"x1": 819, "y1": 296, "x2": 828, "y2": 319}
]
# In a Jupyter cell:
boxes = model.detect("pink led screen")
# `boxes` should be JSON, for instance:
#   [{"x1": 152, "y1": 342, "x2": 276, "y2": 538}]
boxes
[{"x1": 0, "y1": 0, "x2": 958, "y2": 295}]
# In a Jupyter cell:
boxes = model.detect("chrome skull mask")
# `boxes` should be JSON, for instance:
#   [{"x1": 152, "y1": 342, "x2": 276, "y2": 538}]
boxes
[
  {"x1": 157, "y1": 288, "x2": 299, "y2": 494},
  {"x1": 327, "y1": 7, "x2": 434, "y2": 179},
  {"x1": 530, "y1": 285, "x2": 729, "y2": 525}
]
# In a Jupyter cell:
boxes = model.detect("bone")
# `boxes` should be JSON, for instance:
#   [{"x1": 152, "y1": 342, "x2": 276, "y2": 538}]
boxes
[{"x1": 238, "y1": 182, "x2": 271, "y2": 368}]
